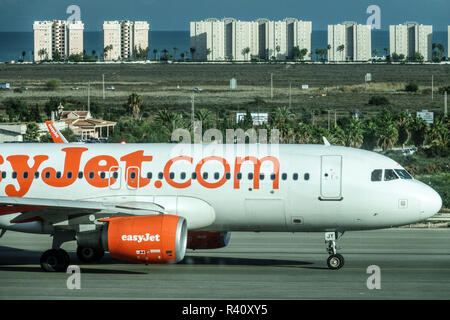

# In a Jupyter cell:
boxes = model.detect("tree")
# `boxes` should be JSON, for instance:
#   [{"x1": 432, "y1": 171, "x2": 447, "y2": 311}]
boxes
[
  {"x1": 432, "y1": 43, "x2": 445, "y2": 62},
  {"x1": 190, "y1": 47, "x2": 196, "y2": 60},
  {"x1": 412, "y1": 52, "x2": 424, "y2": 63},
  {"x1": 395, "y1": 112, "x2": 412, "y2": 148},
  {"x1": 153, "y1": 49, "x2": 158, "y2": 60},
  {"x1": 292, "y1": 46, "x2": 301, "y2": 60},
  {"x1": 125, "y1": 93, "x2": 143, "y2": 119},
  {"x1": 173, "y1": 47, "x2": 179, "y2": 60},
  {"x1": 275, "y1": 45, "x2": 281, "y2": 59},
  {"x1": 299, "y1": 48, "x2": 308, "y2": 61},
  {"x1": 405, "y1": 82, "x2": 419, "y2": 93},
  {"x1": 242, "y1": 47, "x2": 251, "y2": 60},
  {"x1": 24, "y1": 122, "x2": 40, "y2": 142},
  {"x1": 38, "y1": 48, "x2": 48, "y2": 61},
  {"x1": 337, "y1": 45, "x2": 345, "y2": 61},
  {"x1": 206, "y1": 48, "x2": 212, "y2": 60},
  {"x1": 410, "y1": 116, "x2": 428, "y2": 147},
  {"x1": 102, "y1": 45, "x2": 113, "y2": 61}
]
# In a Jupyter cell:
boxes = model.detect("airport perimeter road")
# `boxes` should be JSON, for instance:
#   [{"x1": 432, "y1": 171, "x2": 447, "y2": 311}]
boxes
[{"x1": 0, "y1": 229, "x2": 449, "y2": 300}]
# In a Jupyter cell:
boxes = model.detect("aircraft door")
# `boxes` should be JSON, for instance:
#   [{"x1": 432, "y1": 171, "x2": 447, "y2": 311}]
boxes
[{"x1": 320, "y1": 155, "x2": 343, "y2": 200}]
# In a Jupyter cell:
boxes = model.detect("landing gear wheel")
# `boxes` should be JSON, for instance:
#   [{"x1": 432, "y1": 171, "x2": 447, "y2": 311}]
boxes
[
  {"x1": 327, "y1": 254, "x2": 345, "y2": 270},
  {"x1": 40, "y1": 249, "x2": 70, "y2": 272},
  {"x1": 77, "y1": 246, "x2": 104, "y2": 263}
]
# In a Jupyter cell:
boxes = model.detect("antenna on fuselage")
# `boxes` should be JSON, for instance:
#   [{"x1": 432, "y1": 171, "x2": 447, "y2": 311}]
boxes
[{"x1": 323, "y1": 136, "x2": 331, "y2": 146}]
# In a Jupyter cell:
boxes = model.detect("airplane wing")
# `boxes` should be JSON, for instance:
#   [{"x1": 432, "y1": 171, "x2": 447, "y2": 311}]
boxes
[
  {"x1": 0, "y1": 196, "x2": 215, "y2": 229},
  {"x1": 0, "y1": 196, "x2": 164, "y2": 224},
  {"x1": 45, "y1": 121, "x2": 69, "y2": 143}
]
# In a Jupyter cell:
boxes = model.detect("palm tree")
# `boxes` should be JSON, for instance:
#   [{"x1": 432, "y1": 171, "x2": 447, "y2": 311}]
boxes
[
  {"x1": 190, "y1": 47, "x2": 196, "y2": 60},
  {"x1": 21, "y1": 51, "x2": 26, "y2": 62},
  {"x1": 337, "y1": 45, "x2": 345, "y2": 61},
  {"x1": 409, "y1": 116, "x2": 428, "y2": 147},
  {"x1": 377, "y1": 122, "x2": 398, "y2": 150},
  {"x1": 206, "y1": 48, "x2": 212, "y2": 60},
  {"x1": 395, "y1": 112, "x2": 412, "y2": 148},
  {"x1": 173, "y1": 47, "x2": 179, "y2": 60},
  {"x1": 242, "y1": 47, "x2": 251, "y2": 60},
  {"x1": 126, "y1": 93, "x2": 143, "y2": 119},
  {"x1": 327, "y1": 44, "x2": 331, "y2": 60},
  {"x1": 428, "y1": 117, "x2": 449, "y2": 147},
  {"x1": 195, "y1": 108, "x2": 216, "y2": 129},
  {"x1": 38, "y1": 48, "x2": 48, "y2": 61},
  {"x1": 271, "y1": 106, "x2": 295, "y2": 143},
  {"x1": 275, "y1": 45, "x2": 281, "y2": 59}
]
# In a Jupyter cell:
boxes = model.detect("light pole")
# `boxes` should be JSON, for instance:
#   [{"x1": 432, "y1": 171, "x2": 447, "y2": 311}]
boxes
[
  {"x1": 270, "y1": 73, "x2": 273, "y2": 99},
  {"x1": 102, "y1": 74, "x2": 105, "y2": 100}
]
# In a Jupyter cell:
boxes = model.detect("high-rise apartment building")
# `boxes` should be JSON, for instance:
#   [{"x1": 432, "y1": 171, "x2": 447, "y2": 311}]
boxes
[
  {"x1": 328, "y1": 22, "x2": 371, "y2": 61},
  {"x1": 103, "y1": 21, "x2": 149, "y2": 61},
  {"x1": 190, "y1": 18, "x2": 311, "y2": 61},
  {"x1": 33, "y1": 20, "x2": 84, "y2": 62},
  {"x1": 389, "y1": 22, "x2": 432, "y2": 61}
]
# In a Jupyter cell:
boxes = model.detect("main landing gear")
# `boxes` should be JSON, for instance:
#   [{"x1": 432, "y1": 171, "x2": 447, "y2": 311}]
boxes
[
  {"x1": 325, "y1": 231, "x2": 345, "y2": 270},
  {"x1": 40, "y1": 231, "x2": 74, "y2": 272}
]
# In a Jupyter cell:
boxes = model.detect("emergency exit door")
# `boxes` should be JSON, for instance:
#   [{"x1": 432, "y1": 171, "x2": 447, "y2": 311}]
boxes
[{"x1": 320, "y1": 155, "x2": 343, "y2": 200}]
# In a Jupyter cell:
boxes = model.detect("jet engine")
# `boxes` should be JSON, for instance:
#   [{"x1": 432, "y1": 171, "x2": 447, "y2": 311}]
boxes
[
  {"x1": 187, "y1": 231, "x2": 231, "y2": 249},
  {"x1": 78, "y1": 215, "x2": 187, "y2": 264}
]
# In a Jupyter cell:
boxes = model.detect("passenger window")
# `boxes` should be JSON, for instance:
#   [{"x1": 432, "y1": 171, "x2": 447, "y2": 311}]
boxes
[
  {"x1": 281, "y1": 173, "x2": 287, "y2": 180},
  {"x1": 67, "y1": 172, "x2": 73, "y2": 179},
  {"x1": 371, "y1": 169, "x2": 382, "y2": 182},
  {"x1": 395, "y1": 169, "x2": 413, "y2": 180},
  {"x1": 100, "y1": 172, "x2": 106, "y2": 179},
  {"x1": 192, "y1": 172, "x2": 197, "y2": 179},
  {"x1": 304, "y1": 173, "x2": 310, "y2": 181},
  {"x1": 260, "y1": 173, "x2": 265, "y2": 180},
  {"x1": 202, "y1": 172, "x2": 208, "y2": 180},
  {"x1": 23, "y1": 172, "x2": 29, "y2": 179},
  {"x1": 248, "y1": 173, "x2": 253, "y2": 180},
  {"x1": 130, "y1": 172, "x2": 136, "y2": 179},
  {"x1": 56, "y1": 171, "x2": 62, "y2": 179},
  {"x1": 158, "y1": 172, "x2": 163, "y2": 180},
  {"x1": 236, "y1": 173, "x2": 242, "y2": 180},
  {"x1": 169, "y1": 172, "x2": 175, "y2": 180},
  {"x1": 270, "y1": 173, "x2": 276, "y2": 180},
  {"x1": 384, "y1": 169, "x2": 398, "y2": 181},
  {"x1": 147, "y1": 172, "x2": 152, "y2": 179},
  {"x1": 113, "y1": 172, "x2": 119, "y2": 179},
  {"x1": 293, "y1": 173, "x2": 298, "y2": 181},
  {"x1": 180, "y1": 172, "x2": 186, "y2": 180},
  {"x1": 78, "y1": 172, "x2": 83, "y2": 179},
  {"x1": 1, "y1": 172, "x2": 6, "y2": 179},
  {"x1": 89, "y1": 172, "x2": 95, "y2": 179},
  {"x1": 44, "y1": 172, "x2": 50, "y2": 179},
  {"x1": 214, "y1": 172, "x2": 220, "y2": 180},
  {"x1": 225, "y1": 172, "x2": 231, "y2": 180}
]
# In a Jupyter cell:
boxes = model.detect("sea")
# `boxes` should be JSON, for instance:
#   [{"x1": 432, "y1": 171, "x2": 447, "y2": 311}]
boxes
[{"x1": 0, "y1": 30, "x2": 447, "y2": 62}]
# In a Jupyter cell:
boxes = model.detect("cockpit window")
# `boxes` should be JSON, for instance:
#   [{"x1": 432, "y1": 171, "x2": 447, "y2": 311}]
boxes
[
  {"x1": 371, "y1": 169, "x2": 382, "y2": 181},
  {"x1": 395, "y1": 169, "x2": 413, "y2": 180},
  {"x1": 384, "y1": 169, "x2": 398, "y2": 181}
]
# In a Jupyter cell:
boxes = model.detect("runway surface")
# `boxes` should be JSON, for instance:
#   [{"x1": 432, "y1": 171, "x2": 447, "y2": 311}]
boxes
[{"x1": 0, "y1": 229, "x2": 449, "y2": 300}]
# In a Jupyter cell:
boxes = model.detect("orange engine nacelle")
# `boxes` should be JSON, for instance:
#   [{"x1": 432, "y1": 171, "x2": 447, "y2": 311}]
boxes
[
  {"x1": 100, "y1": 215, "x2": 187, "y2": 264},
  {"x1": 187, "y1": 231, "x2": 231, "y2": 250}
]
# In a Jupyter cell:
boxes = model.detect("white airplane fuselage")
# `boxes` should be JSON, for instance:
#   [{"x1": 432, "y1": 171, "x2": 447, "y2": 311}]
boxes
[{"x1": 0, "y1": 143, "x2": 442, "y2": 234}]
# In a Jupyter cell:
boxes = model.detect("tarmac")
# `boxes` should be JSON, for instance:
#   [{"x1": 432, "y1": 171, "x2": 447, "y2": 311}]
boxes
[{"x1": 0, "y1": 229, "x2": 449, "y2": 300}]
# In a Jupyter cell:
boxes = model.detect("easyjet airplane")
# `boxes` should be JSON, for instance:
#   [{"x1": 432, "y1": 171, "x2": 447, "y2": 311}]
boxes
[{"x1": 0, "y1": 126, "x2": 442, "y2": 271}]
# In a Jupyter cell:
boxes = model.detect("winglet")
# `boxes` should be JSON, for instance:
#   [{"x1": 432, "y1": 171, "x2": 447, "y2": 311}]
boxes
[
  {"x1": 323, "y1": 136, "x2": 331, "y2": 146},
  {"x1": 45, "y1": 121, "x2": 68, "y2": 143}
]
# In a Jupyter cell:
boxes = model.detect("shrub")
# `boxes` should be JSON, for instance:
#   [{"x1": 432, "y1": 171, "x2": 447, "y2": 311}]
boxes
[
  {"x1": 405, "y1": 82, "x2": 419, "y2": 93},
  {"x1": 45, "y1": 79, "x2": 60, "y2": 91},
  {"x1": 368, "y1": 95, "x2": 390, "y2": 105}
]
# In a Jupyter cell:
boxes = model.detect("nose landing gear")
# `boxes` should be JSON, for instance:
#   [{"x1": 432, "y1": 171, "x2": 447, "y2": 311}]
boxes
[{"x1": 325, "y1": 231, "x2": 345, "y2": 270}]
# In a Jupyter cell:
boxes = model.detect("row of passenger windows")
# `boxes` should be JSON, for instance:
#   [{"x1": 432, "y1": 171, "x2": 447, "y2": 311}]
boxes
[
  {"x1": 371, "y1": 169, "x2": 412, "y2": 182},
  {"x1": 0, "y1": 171, "x2": 311, "y2": 181}
]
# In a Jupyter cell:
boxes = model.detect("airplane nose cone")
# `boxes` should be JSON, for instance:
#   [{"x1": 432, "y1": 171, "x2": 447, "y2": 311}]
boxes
[{"x1": 420, "y1": 186, "x2": 442, "y2": 218}]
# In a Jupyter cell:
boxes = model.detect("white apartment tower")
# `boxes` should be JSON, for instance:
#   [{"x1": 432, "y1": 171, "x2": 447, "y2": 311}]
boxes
[
  {"x1": 103, "y1": 21, "x2": 150, "y2": 61},
  {"x1": 328, "y1": 22, "x2": 371, "y2": 61},
  {"x1": 190, "y1": 18, "x2": 311, "y2": 61},
  {"x1": 190, "y1": 19, "x2": 226, "y2": 60},
  {"x1": 33, "y1": 20, "x2": 84, "y2": 62},
  {"x1": 389, "y1": 22, "x2": 432, "y2": 61}
]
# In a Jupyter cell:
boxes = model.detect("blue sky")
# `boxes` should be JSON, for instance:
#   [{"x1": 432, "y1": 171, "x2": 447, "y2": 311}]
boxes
[{"x1": 0, "y1": 0, "x2": 449, "y2": 31}]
